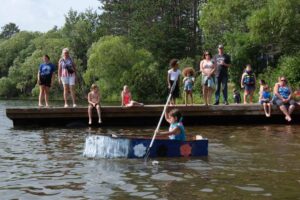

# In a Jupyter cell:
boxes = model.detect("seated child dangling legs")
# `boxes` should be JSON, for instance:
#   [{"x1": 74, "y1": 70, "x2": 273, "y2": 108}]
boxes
[
  {"x1": 158, "y1": 108, "x2": 186, "y2": 141},
  {"x1": 241, "y1": 64, "x2": 256, "y2": 104},
  {"x1": 182, "y1": 67, "x2": 195, "y2": 106},
  {"x1": 88, "y1": 84, "x2": 102, "y2": 124},
  {"x1": 121, "y1": 85, "x2": 144, "y2": 107},
  {"x1": 259, "y1": 84, "x2": 272, "y2": 117}
]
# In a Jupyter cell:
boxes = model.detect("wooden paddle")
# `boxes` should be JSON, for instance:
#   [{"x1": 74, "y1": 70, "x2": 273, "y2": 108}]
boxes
[{"x1": 144, "y1": 77, "x2": 178, "y2": 162}]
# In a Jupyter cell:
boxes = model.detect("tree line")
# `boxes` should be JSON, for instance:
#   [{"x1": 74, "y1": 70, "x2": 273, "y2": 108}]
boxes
[{"x1": 0, "y1": 0, "x2": 299, "y2": 102}]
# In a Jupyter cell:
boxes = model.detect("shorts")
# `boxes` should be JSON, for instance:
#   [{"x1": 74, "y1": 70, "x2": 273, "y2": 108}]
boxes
[
  {"x1": 184, "y1": 84, "x2": 193, "y2": 91},
  {"x1": 201, "y1": 75, "x2": 215, "y2": 88},
  {"x1": 39, "y1": 75, "x2": 52, "y2": 87},
  {"x1": 260, "y1": 100, "x2": 270, "y2": 104},
  {"x1": 244, "y1": 85, "x2": 255, "y2": 92},
  {"x1": 170, "y1": 80, "x2": 179, "y2": 98},
  {"x1": 61, "y1": 76, "x2": 75, "y2": 86},
  {"x1": 273, "y1": 97, "x2": 295, "y2": 106}
]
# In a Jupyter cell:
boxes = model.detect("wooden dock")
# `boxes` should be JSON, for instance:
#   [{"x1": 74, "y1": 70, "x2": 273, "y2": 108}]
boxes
[{"x1": 6, "y1": 104, "x2": 300, "y2": 127}]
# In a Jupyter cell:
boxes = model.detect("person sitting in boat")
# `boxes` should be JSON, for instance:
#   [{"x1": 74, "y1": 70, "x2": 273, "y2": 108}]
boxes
[
  {"x1": 158, "y1": 109, "x2": 186, "y2": 141},
  {"x1": 121, "y1": 85, "x2": 144, "y2": 107}
]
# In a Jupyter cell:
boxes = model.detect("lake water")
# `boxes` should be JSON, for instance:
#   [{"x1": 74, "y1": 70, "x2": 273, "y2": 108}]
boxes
[{"x1": 1, "y1": 100, "x2": 300, "y2": 199}]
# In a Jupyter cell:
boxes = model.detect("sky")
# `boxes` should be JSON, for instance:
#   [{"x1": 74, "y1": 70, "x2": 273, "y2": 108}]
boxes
[{"x1": 0, "y1": 0, "x2": 101, "y2": 32}]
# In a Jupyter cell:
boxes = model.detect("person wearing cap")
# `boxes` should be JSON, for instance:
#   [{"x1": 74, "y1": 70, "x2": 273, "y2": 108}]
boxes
[
  {"x1": 213, "y1": 44, "x2": 231, "y2": 105},
  {"x1": 58, "y1": 48, "x2": 77, "y2": 108}
]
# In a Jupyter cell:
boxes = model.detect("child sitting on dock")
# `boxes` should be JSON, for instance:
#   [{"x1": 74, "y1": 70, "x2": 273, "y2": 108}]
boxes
[
  {"x1": 259, "y1": 84, "x2": 272, "y2": 117},
  {"x1": 158, "y1": 109, "x2": 186, "y2": 141},
  {"x1": 182, "y1": 67, "x2": 195, "y2": 106},
  {"x1": 241, "y1": 64, "x2": 256, "y2": 104},
  {"x1": 121, "y1": 85, "x2": 144, "y2": 107},
  {"x1": 88, "y1": 84, "x2": 102, "y2": 124}
]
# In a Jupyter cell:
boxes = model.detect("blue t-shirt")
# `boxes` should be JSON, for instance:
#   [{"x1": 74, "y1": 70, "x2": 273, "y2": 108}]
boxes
[
  {"x1": 168, "y1": 122, "x2": 186, "y2": 141},
  {"x1": 39, "y1": 63, "x2": 55, "y2": 76}
]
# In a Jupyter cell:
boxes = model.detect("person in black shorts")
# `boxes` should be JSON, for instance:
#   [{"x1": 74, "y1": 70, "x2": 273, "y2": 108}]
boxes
[{"x1": 37, "y1": 55, "x2": 55, "y2": 107}]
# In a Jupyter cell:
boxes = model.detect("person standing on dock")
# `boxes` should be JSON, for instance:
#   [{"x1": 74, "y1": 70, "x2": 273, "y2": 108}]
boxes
[
  {"x1": 200, "y1": 51, "x2": 216, "y2": 105},
  {"x1": 213, "y1": 44, "x2": 231, "y2": 105},
  {"x1": 88, "y1": 84, "x2": 102, "y2": 125},
  {"x1": 58, "y1": 48, "x2": 77, "y2": 108},
  {"x1": 37, "y1": 55, "x2": 55, "y2": 107},
  {"x1": 241, "y1": 64, "x2": 256, "y2": 104},
  {"x1": 167, "y1": 59, "x2": 181, "y2": 105}
]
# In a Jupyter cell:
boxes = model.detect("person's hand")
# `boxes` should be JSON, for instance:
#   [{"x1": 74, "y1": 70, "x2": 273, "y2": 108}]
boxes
[
  {"x1": 168, "y1": 84, "x2": 171, "y2": 89},
  {"x1": 155, "y1": 129, "x2": 159, "y2": 135}
]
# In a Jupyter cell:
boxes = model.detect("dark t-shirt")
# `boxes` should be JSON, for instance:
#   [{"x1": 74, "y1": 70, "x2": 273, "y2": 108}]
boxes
[
  {"x1": 214, "y1": 53, "x2": 231, "y2": 77},
  {"x1": 39, "y1": 63, "x2": 55, "y2": 77}
]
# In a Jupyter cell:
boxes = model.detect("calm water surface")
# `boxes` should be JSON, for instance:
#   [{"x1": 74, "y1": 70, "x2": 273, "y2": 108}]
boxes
[{"x1": 0, "y1": 100, "x2": 300, "y2": 199}]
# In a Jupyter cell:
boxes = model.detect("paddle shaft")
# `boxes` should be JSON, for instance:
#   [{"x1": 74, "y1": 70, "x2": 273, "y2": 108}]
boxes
[{"x1": 144, "y1": 77, "x2": 178, "y2": 160}]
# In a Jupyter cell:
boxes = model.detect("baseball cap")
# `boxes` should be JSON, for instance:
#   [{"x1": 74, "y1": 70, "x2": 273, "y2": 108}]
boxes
[{"x1": 218, "y1": 44, "x2": 224, "y2": 49}]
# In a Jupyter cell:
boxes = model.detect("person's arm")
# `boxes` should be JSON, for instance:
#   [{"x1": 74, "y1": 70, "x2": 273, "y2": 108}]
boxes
[
  {"x1": 51, "y1": 73, "x2": 55, "y2": 87},
  {"x1": 88, "y1": 92, "x2": 93, "y2": 105},
  {"x1": 287, "y1": 87, "x2": 293, "y2": 101},
  {"x1": 209, "y1": 62, "x2": 216, "y2": 76},
  {"x1": 164, "y1": 111, "x2": 172, "y2": 124},
  {"x1": 183, "y1": 77, "x2": 187, "y2": 83},
  {"x1": 167, "y1": 72, "x2": 171, "y2": 89},
  {"x1": 241, "y1": 73, "x2": 245, "y2": 88},
  {"x1": 37, "y1": 71, "x2": 40, "y2": 85},
  {"x1": 159, "y1": 126, "x2": 181, "y2": 136},
  {"x1": 121, "y1": 91, "x2": 124, "y2": 106},
  {"x1": 224, "y1": 55, "x2": 231, "y2": 67},
  {"x1": 58, "y1": 59, "x2": 62, "y2": 84},
  {"x1": 199, "y1": 60, "x2": 203, "y2": 72},
  {"x1": 259, "y1": 90, "x2": 264, "y2": 101}
]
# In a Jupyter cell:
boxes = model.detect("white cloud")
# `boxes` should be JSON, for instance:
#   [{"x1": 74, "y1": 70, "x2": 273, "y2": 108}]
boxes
[{"x1": 0, "y1": 0, "x2": 101, "y2": 32}]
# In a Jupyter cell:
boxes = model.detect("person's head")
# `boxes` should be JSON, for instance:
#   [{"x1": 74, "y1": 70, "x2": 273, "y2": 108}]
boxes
[
  {"x1": 168, "y1": 109, "x2": 182, "y2": 123},
  {"x1": 203, "y1": 51, "x2": 212, "y2": 60},
  {"x1": 169, "y1": 59, "x2": 179, "y2": 69},
  {"x1": 245, "y1": 64, "x2": 252, "y2": 72},
  {"x1": 259, "y1": 79, "x2": 266, "y2": 85},
  {"x1": 182, "y1": 67, "x2": 195, "y2": 77},
  {"x1": 123, "y1": 85, "x2": 129, "y2": 92},
  {"x1": 43, "y1": 54, "x2": 50, "y2": 63},
  {"x1": 62, "y1": 48, "x2": 70, "y2": 58},
  {"x1": 233, "y1": 89, "x2": 239, "y2": 94},
  {"x1": 218, "y1": 44, "x2": 224, "y2": 54},
  {"x1": 90, "y1": 84, "x2": 98, "y2": 92},
  {"x1": 279, "y1": 76, "x2": 287, "y2": 85},
  {"x1": 263, "y1": 84, "x2": 269, "y2": 91}
]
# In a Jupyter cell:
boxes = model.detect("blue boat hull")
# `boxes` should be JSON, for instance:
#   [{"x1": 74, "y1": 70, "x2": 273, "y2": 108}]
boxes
[
  {"x1": 83, "y1": 135, "x2": 208, "y2": 159},
  {"x1": 128, "y1": 138, "x2": 208, "y2": 158}
]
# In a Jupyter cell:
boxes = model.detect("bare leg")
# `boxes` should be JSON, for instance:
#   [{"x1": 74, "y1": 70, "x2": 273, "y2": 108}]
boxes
[
  {"x1": 63, "y1": 85, "x2": 69, "y2": 107},
  {"x1": 207, "y1": 88, "x2": 213, "y2": 105},
  {"x1": 96, "y1": 105, "x2": 102, "y2": 123},
  {"x1": 88, "y1": 105, "x2": 92, "y2": 124},
  {"x1": 184, "y1": 91, "x2": 188, "y2": 106},
  {"x1": 267, "y1": 103, "x2": 271, "y2": 117},
  {"x1": 70, "y1": 85, "x2": 76, "y2": 106},
  {"x1": 190, "y1": 92, "x2": 193, "y2": 105},
  {"x1": 288, "y1": 105, "x2": 295, "y2": 115},
  {"x1": 279, "y1": 105, "x2": 291, "y2": 121},
  {"x1": 249, "y1": 92, "x2": 254, "y2": 104},
  {"x1": 44, "y1": 86, "x2": 50, "y2": 107},
  {"x1": 243, "y1": 91, "x2": 247, "y2": 104},
  {"x1": 203, "y1": 86, "x2": 208, "y2": 105},
  {"x1": 39, "y1": 86, "x2": 44, "y2": 107},
  {"x1": 263, "y1": 103, "x2": 269, "y2": 117}
]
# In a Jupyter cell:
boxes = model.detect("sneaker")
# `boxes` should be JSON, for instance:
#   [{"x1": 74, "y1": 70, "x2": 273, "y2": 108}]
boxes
[
  {"x1": 213, "y1": 102, "x2": 219, "y2": 105},
  {"x1": 73, "y1": 104, "x2": 77, "y2": 108},
  {"x1": 64, "y1": 104, "x2": 69, "y2": 108},
  {"x1": 98, "y1": 119, "x2": 102, "y2": 124},
  {"x1": 224, "y1": 101, "x2": 229, "y2": 105}
]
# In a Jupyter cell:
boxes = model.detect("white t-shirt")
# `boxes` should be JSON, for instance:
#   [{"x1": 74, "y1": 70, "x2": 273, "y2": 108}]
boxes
[{"x1": 168, "y1": 69, "x2": 181, "y2": 81}]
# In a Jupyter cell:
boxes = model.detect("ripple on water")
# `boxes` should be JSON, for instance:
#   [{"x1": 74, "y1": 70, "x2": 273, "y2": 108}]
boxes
[
  {"x1": 200, "y1": 188, "x2": 214, "y2": 193},
  {"x1": 151, "y1": 173, "x2": 183, "y2": 181},
  {"x1": 235, "y1": 185, "x2": 264, "y2": 192}
]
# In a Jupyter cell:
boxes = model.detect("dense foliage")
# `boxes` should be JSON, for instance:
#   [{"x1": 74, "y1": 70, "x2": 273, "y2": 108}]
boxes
[{"x1": 0, "y1": 0, "x2": 299, "y2": 102}]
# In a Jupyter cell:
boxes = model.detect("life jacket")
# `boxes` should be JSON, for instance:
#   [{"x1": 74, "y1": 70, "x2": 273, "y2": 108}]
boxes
[{"x1": 243, "y1": 71, "x2": 255, "y2": 85}]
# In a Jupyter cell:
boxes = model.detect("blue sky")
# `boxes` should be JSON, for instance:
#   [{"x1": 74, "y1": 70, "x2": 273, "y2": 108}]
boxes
[{"x1": 0, "y1": 0, "x2": 101, "y2": 32}]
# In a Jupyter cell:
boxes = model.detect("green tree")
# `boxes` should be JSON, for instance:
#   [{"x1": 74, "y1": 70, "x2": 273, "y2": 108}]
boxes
[
  {"x1": 84, "y1": 36, "x2": 161, "y2": 101},
  {"x1": 0, "y1": 23, "x2": 20, "y2": 39}
]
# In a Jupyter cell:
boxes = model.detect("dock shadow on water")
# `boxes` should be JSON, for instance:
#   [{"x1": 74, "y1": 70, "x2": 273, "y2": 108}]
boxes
[{"x1": 1, "y1": 102, "x2": 300, "y2": 199}]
